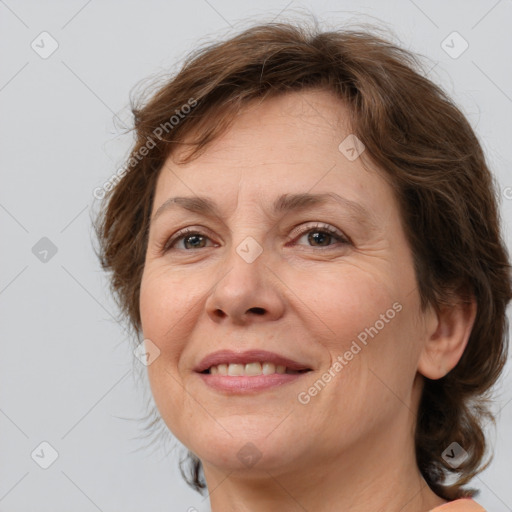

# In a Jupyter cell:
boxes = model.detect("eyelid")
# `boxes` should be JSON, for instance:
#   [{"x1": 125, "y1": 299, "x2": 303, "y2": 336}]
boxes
[
  {"x1": 161, "y1": 221, "x2": 350, "y2": 254},
  {"x1": 162, "y1": 226, "x2": 218, "y2": 252},
  {"x1": 288, "y1": 222, "x2": 350, "y2": 245}
]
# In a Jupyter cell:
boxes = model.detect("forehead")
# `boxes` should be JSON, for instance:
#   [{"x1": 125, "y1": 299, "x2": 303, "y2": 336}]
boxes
[{"x1": 152, "y1": 89, "x2": 395, "y2": 222}]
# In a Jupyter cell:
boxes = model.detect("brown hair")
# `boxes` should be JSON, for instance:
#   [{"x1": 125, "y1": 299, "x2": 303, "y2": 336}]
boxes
[{"x1": 95, "y1": 21, "x2": 512, "y2": 499}]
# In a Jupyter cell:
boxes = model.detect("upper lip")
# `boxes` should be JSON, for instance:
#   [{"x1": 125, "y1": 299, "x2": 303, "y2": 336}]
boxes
[{"x1": 195, "y1": 349, "x2": 312, "y2": 373}]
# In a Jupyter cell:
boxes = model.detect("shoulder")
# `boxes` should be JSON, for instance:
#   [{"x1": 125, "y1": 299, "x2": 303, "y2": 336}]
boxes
[{"x1": 429, "y1": 499, "x2": 487, "y2": 512}]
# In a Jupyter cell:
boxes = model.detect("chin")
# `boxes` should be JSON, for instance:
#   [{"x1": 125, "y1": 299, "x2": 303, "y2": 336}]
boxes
[{"x1": 181, "y1": 422, "x2": 304, "y2": 473}]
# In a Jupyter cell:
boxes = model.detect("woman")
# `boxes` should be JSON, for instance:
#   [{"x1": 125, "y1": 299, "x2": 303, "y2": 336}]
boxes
[{"x1": 95, "y1": 21, "x2": 511, "y2": 511}]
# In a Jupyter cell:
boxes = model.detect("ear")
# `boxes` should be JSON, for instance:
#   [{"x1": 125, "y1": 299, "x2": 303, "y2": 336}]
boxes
[{"x1": 417, "y1": 295, "x2": 477, "y2": 380}]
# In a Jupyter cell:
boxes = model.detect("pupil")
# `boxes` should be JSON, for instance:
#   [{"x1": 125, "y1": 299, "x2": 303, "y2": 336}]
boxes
[
  {"x1": 185, "y1": 235, "x2": 204, "y2": 249},
  {"x1": 309, "y1": 231, "x2": 330, "y2": 246}
]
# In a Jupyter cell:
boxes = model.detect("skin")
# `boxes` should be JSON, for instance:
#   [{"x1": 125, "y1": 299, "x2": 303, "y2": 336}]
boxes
[{"x1": 139, "y1": 89, "x2": 477, "y2": 512}]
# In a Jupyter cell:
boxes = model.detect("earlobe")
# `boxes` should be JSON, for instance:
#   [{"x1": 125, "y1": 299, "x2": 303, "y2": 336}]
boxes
[{"x1": 417, "y1": 296, "x2": 477, "y2": 380}]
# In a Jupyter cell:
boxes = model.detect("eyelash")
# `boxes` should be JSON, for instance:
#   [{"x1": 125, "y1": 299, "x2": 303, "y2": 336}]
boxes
[{"x1": 162, "y1": 223, "x2": 350, "y2": 252}]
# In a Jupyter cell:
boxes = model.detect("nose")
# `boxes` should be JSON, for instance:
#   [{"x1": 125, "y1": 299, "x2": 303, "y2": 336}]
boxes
[{"x1": 204, "y1": 242, "x2": 286, "y2": 326}]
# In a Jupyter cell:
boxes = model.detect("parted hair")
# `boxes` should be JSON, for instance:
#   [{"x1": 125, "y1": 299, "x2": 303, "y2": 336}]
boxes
[{"x1": 95, "y1": 21, "x2": 512, "y2": 500}]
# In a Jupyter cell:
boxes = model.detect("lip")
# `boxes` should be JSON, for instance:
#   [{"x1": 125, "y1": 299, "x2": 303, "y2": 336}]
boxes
[
  {"x1": 194, "y1": 349, "x2": 313, "y2": 393},
  {"x1": 194, "y1": 349, "x2": 311, "y2": 373},
  {"x1": 198, "y1": 372, "x2": 307, "y2": 392}
]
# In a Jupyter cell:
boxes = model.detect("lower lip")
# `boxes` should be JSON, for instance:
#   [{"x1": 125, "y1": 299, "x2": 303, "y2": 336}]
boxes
[{"x1": 197, "y1": 372, "x2": 309, "y2": 393}]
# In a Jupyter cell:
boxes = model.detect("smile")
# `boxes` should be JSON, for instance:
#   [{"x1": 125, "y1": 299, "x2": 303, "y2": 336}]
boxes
[{"x1": 195, "y1": 349, "x2": 313, "y2": 392}]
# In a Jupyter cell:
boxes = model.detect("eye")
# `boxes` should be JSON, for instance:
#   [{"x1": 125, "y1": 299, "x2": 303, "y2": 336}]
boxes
[
  {"x1": 162, "y1": 223, "x2": 349, "y2": 253},
  {"x1": 291, "y1": 223, "x2": 350, "y2": 248},
  {"x1": 164, "y1": 227, "x2": 217, "y2": 251}
]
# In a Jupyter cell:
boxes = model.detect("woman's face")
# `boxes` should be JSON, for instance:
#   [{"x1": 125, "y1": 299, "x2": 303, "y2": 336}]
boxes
[{"x1": 140, "y1": 89, "x2": 430, "y2": 478}]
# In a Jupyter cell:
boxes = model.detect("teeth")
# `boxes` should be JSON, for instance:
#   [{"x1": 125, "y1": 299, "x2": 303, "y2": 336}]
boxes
[
  {"x1": 262, "y1": 362, "x2": 276, "y2": 375},
  {"x1": 227, "y1": 363, "x2": 244, "y2": 376},
  {"x1": 245, "y1": 362, "x2": 262, "y2": 376},
  {"x1": 208, "y1": 362, "x2": 301, "y2": 376}
]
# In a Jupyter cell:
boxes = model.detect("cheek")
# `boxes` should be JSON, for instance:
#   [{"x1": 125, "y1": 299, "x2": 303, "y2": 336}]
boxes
[
  {"x1": 307, "y1": 266, "x2": 400, "y2": 348},
  {"x1": 139, "y1": 271, "x2": 192, "y2": 438},
  {"x1": 307, "y1": 266, "x2": 420, "y2": 401},
  {"x1": 333, "y1": 299, "x2": 421, "y2": 417},
  {"x1": 313, "y1": 240, "x2": 421, "y2": 380},
  {"x1": 300, "y1": 304, "x2": 420, "y2": 446},
  {"x1": 139, "y1": 266, "x2": 201, "y2": 343},
  {"x1": 139, "y1": 266, "x2": 209, "y2": 422},
  {"x1": 139, "y1": 268, "x2": 194, "y2": 411}
]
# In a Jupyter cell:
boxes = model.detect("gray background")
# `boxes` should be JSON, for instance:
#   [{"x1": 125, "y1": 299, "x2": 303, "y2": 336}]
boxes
[{"x1": 1, "y1": 1, "x2": 511, "y2": 511}]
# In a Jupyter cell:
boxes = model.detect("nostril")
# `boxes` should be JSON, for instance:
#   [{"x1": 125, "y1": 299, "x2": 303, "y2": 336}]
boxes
[{"x1": 249, "y1": 307, "x2": 265, "y2": 315}]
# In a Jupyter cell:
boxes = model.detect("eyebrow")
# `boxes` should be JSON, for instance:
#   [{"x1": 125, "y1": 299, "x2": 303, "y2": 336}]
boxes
[{"x1": 151, "y1": 192, "x2": 378, "y2": 231}]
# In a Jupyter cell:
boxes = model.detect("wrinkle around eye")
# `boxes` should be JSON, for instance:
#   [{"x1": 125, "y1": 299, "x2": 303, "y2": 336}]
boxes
[{"x1": 147, "y1": 210, "x2": 380, "y2": 258}]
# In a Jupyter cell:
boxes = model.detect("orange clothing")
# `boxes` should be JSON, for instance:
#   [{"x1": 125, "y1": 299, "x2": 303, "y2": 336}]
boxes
[{"x1": 429, "y1": 498, "x2": 486, "y2": 511}]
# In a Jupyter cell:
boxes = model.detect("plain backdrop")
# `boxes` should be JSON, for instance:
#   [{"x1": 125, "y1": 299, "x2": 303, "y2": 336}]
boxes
[{"x1": 1, "y1": 1, "x2": 511, "y2": 511}]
